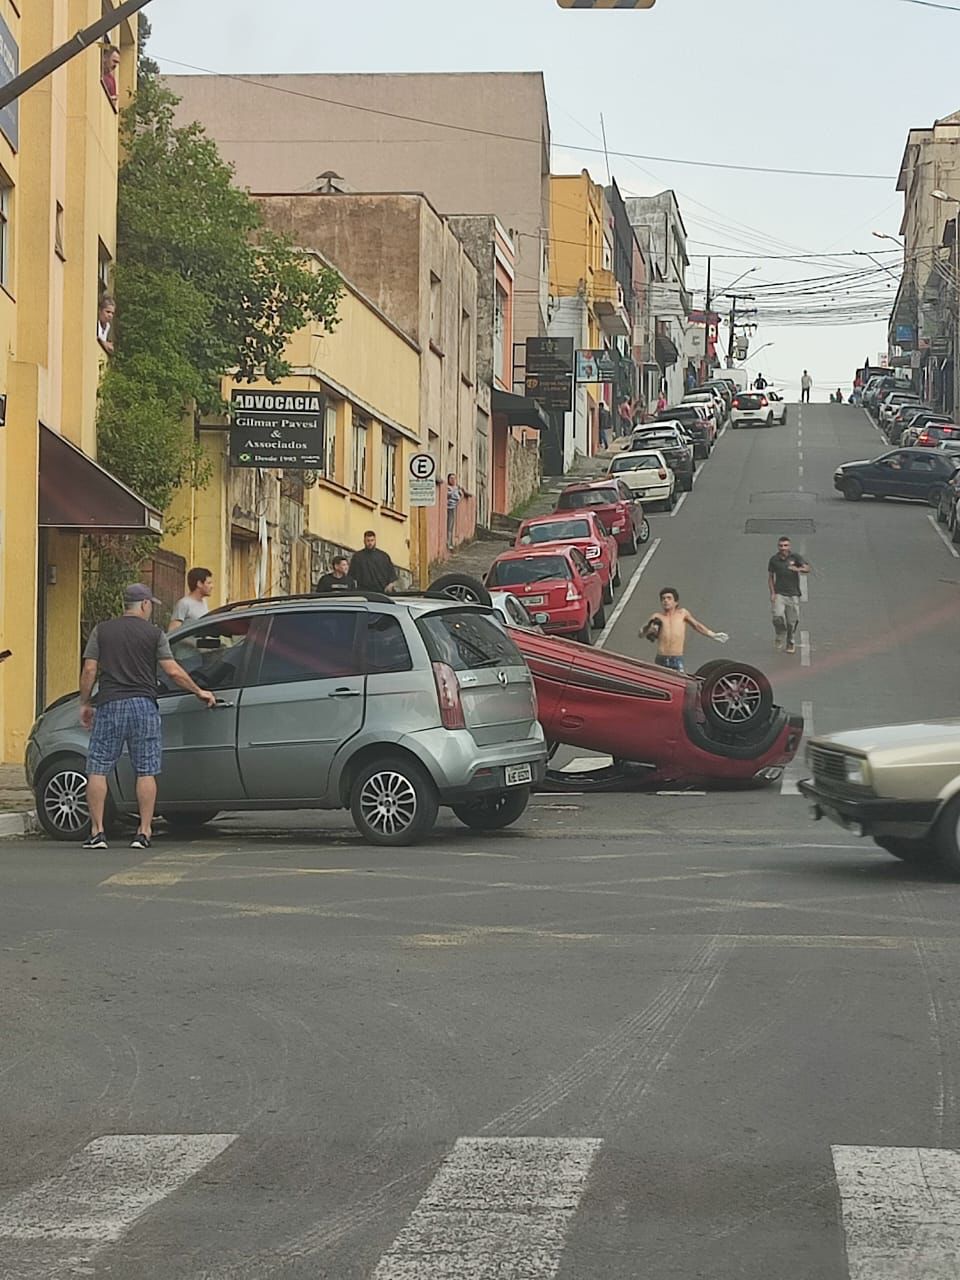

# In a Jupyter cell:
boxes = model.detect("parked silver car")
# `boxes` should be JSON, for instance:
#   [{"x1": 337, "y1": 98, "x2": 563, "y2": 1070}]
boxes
[{"x1": 26, "y1": 593, "x2": 547, "y2": 847}]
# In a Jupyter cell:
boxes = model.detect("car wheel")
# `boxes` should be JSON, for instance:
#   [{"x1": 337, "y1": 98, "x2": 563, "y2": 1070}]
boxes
[
  {"x1": 937, "y1": 497, "x2": 948, "y2": 524},
  {"x1": 927, "y1": 485, "x2": 945, "y2": 509},
  {"x1": 164, "y1": 810, "x2": 220, "y2": 830},
  {"x1": 623, "y1": 529, "x2": 638, "y2": 557},
  {"x1": 874, "y1": 836, "x2": 939, "y2": 866},
  {"x1": 427, "y1": 573, "x2": 492, "y2": 607},
  {"x1": 842, "y1": 478, "x2": 863, "y2": 501},
  {"x1": 612, "y1": 564, "x2": 622, "y2": 588},
  {"x1": 694, "y1": 659, "x2": 734, "y2": 682},
  {"x1": 452, "y1": 787, "x2": 530, "y2": 831},
  {"x1": 782, "y1": 410, "x2": 788, "y2": 425},
  {"x1": 350, "y1": 756, "x2": 439, "y2": 847},
  {"x1": 592, "y1": 602, "x2": 607, "y2": 630},
  {"x1": 767, "y1": 414, "x2": 773, "y2": 427},
  {"x1": 575, "y1": 623, "x2": 593, "y2": 645},
  {"x1": 683, "y1": 476, "x2": 694, "y2": 492},
  {"x1": 637, "y1": 517, "x2": 651, "y2": 545},
  {"x1": 35, "y1": 756, "x2": 96, "y2": 841},
  {"x1": 603, "y1": 581, "x2": 614, "y2": 606},
  {"x1": 952, "y1": 514, "x2": 960, "y2": 545},
  {"x1": 668, "y1": 489, "x2": 678, "y2": 510},
  {"x1": 700, "y1": 662, "x2": 774, "y2": 735}
]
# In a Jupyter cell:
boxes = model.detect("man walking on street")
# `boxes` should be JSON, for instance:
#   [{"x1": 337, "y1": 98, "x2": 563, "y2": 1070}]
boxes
[
  {"x1": 168, "y1": 566, "x2": 214, "y2": 632},
  {"x1": 446, "y1": 474, "x2": 463, "y2": 549},
  {"x1": 314, "y1": 555, "x2": 357, "y2": 593},
  {"x1": 80, "y1": 584, "x2": 216, "y2": 850},
  {"x1": 349, "y1": 531, "x2": 397, "y2": 592},
  {"x1": 641, "y1": 588, "x2": 729, "y2": 673},
  {"x1": 801, "y1": 371, "x2": 813, "y2": 404},
  {"x1": 768, "y1": 537, "x2": 810, "y2": 655}
]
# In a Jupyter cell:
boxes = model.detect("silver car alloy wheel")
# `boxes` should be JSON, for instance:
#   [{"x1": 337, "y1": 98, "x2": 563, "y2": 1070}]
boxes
[
  {"x1": 708, "y1": 672, "x2": 764, "y2": 725},
  {"x1": 43, "y1": 768, "x2": 89, "y2": 833},
  {"x1": 445, "y1": 583, "x2": 483, "y2": 603},
  {"x1": 358, "y1": 770, "x2": 419, "y2": 837}
]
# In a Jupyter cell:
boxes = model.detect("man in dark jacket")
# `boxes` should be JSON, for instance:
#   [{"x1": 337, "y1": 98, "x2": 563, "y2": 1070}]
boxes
[
  {"x1": 349, "y1": 531, "x2": 397, "y2": 592},
  {"x1": 314, "y1": 555, "x2": 357, "y2": 593}
]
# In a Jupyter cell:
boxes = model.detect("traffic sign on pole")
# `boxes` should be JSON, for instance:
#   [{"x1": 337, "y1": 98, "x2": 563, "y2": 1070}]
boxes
[{"x1": 409, "y1": 452, "x2": 438, "y2": 507}]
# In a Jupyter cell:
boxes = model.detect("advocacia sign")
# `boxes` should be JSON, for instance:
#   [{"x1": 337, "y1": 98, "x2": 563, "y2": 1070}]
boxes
[{"x1": 229, "y1": 388, "x2": 324, "y2": 470}]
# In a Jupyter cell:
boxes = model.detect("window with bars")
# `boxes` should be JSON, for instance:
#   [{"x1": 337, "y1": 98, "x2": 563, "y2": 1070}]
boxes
[
  {"x1": 381, "y1": 432, "x2": 398, "y2": 509},
  {"x1": 0, "y1": 179, "x2": 11, "y2": 289},
  {"x1": 352, "y1": 416, "x2": 369, "y2": 495},
  {"x1": 323, "y1": 400, "x2": 338, "y2": 481}
]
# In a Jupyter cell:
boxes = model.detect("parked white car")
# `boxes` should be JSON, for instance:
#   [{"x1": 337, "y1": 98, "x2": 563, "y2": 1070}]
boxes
[
  {"x1": 607, "y1": 448, "x2": 676, "y2": 510},
  {"x1": 731, "y1": 389, "x2": 779, "y2": 428},
  {"x1": 765, "y1": 389, "x2": 788, "y2": 425}
]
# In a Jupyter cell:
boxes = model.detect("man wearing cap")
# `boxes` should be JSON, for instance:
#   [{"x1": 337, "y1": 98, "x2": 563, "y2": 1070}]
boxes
[{"x1": 79, "y1": 584, "x2": 216, "y2": 850}]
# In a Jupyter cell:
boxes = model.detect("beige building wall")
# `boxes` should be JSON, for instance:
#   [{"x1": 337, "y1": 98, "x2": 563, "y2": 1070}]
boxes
[{"x1": 166, "y1": 71, "x2": 551, "y2": 356}]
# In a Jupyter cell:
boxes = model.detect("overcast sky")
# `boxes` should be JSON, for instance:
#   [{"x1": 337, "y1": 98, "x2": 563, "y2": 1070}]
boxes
[{"x1": 147, "y1": 0, "x2": 956, "y2": 400}]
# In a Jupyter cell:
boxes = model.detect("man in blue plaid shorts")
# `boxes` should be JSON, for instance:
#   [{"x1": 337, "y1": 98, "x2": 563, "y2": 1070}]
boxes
[{"x1": 79, "y1": 584, "x2": 216, "y2": 850}]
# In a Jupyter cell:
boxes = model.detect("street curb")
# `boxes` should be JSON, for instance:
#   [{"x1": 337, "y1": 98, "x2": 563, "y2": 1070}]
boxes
[{"x1": 0, "y1": 809, "x2": 39, "y2": 839}]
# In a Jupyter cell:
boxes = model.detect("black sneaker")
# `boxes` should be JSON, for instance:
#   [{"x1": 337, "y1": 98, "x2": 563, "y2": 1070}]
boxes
[
  {"x1": 81, "y1": 831, "x2": 108, "y2": 849},
  {"x1": 130, "y1": 833, "x2": 152, "y2": 850}
]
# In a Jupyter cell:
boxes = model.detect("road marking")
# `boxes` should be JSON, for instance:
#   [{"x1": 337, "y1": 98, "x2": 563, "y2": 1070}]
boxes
[
  {"x1": 833, "y1": 1145, "x2": 960, "y2": 1278},
  {"x1": 597, "y1": 537, "x2": 661, "y2": 647},
  {"x1": 100, "y1": 850, "x2": 229, "y2": 889},
  {"x1": 928, "y1": 513, "x2": 960, "y2": 559},
  {"x1": 0, "y1": 1134, "x2": 237, "y2": 1243},
  {"x1": 798, "y1": 465, "x2": 804, "y2": 480},
  {"x1": 800, "y1": 630, "x2": 811, "y2": 667},
  {"x1": 781, "y1": 698, "x2": 814, "y2": 796},
  {"x1": 371, "y1": 1137, "x2": 601, "y2": 1280},
  {"x1": 670, "y1": 492, "x2": 688, "y2": 517}
]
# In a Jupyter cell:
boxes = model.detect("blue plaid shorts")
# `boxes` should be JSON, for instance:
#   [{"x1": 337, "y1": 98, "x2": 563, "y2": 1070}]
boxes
[
  {"x1": 87, "y1": 697, "x2": 162, "y2": 777},
  {"x1": 655, "y1": 655, "x2": 685, "y2": 673}
]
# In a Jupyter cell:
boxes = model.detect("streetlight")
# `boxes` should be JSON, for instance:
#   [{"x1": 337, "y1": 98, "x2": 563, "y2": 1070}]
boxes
[
  {"x1": 717, "y1": 266, "x2": 757, "y2": 295},
  {"x1": 872, "y1": 230, "x2": 905, "y2": 246},
  {"x1": 932, "y1": 191, "x2": 960, "y2": 416},
  {"x1": 738, "y1": 342, "x2": 774, "y2": 366}
]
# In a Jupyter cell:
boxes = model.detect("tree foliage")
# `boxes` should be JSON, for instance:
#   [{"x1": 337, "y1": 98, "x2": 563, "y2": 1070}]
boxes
[{"x1": 96, "y1": 54, "x2": 342, "y2": 513}]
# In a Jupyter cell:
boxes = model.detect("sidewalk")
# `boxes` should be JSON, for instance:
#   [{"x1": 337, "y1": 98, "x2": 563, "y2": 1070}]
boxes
[
  {"x1": 0, "y1": 762, "x2": 36, "y2": 837},
  {"x1": 440, "y1": 444, "x2": 620, "y2": 582}
]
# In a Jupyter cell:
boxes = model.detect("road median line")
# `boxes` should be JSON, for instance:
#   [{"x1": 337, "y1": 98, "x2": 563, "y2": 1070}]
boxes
[{"x1": 597, "y1": 537, "x2": 661, "y2": 648}]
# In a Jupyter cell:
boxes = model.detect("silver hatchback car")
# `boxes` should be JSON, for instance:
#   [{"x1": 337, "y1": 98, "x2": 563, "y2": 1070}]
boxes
[{"x1": 26, "y1": 593, "x2": 547, "y2": 846}]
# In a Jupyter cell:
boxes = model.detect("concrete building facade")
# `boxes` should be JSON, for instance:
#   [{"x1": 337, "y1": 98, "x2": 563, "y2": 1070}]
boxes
[
  {"x1": 1, "y1": 1, "x2": 144, "y2": 762},
  {"x1": 251, "y1": 191, "x2": 480, "y2": 567},
  {"x1": 625, "y1": 191, "x2": 691, "y2": 407}
]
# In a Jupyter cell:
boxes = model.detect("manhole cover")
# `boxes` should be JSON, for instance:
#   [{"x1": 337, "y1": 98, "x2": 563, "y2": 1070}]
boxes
[{"x1": 744, "y1": 518, "x2": 816, "y2": 535}]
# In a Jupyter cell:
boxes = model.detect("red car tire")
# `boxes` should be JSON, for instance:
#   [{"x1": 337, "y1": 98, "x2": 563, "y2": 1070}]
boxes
[{"x1": 700, "y1": 662, "x2": 773, "y2": 735}]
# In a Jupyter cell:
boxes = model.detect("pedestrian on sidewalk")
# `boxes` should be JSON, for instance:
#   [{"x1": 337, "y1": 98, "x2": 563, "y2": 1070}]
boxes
[
  {"x1": 641, "y1": 587, "x2": 728, "y2": 673},
  {"x1": 800, "y1": 371, "x2": 813, "y2": 404},
  {"x1": 350, "y1": 531, "x2": 397, "y2": 592},
  {"x1": 168, "y1": 566, "x2": 214, "y2": 633},
  {"x1": 445, "y1": 474, "x2": 464, "y2": 549},
  {"x1": 656, "y1": 391, "x2": 668, "y2": 414},
  {"x1": 768, "y1": 537, "x2": 810, "y2": 656},
  {"x1": 598, "y1": 403, "x2": 612, "y2": 450},
  {"x1": 618, "y1": 398, "x2": 633, "y2": 437},
  {"x1": 314, "y1": 555, "x2": 357, "y2": 593},
  {"x1": 79, "y1": 584, "x2": 216, "y2": 850}
]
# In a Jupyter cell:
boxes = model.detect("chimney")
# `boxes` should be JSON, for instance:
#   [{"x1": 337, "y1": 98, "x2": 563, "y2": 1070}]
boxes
[{"x1": 315, "y1": 171, "x2": 353, "y2": 194}]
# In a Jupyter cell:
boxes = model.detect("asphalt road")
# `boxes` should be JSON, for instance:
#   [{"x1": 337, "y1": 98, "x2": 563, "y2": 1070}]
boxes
[{"x1": 2, "y1": 402, "x2": 960, "y2": 1279}]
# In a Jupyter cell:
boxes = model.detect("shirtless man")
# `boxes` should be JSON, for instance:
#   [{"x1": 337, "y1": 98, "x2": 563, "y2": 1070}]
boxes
[{"x1": 641, "y1": 587, "x2": 728, "y2": 672}]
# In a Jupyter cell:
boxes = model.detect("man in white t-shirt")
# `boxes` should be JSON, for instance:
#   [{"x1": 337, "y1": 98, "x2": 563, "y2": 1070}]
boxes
[
  {"x1": 800, "y1": 371, "x2": 813, "y2": 403},
  {"x1": 168, "y1": 567, "x2": 214, "y2": 633}
]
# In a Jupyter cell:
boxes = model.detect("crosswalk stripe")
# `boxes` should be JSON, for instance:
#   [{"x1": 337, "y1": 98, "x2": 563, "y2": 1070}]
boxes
[
  {"x1": 833, "y1": 1144, "x2": 960, "y2": 1278},
  {"x1": 371, "y1": 1137, "x2": 601, "y2": 1279},
  {"x1": 0, "y1": 1134, "x2": 237, "y2": 1243}
]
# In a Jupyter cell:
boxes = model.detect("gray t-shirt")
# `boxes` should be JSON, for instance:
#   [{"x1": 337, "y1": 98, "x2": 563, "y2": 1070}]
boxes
[
  {"x1": 170, "y1": 595, "x2": 209, "y2": 629},
  {"x1": 84, "y1": 616, "x2": 172, "y2": 705}
]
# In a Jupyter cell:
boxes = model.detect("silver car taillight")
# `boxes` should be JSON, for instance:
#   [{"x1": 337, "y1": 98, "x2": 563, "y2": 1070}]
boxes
[{"x1": 432, "y1": 661, "x2": 466, "y2": 730}]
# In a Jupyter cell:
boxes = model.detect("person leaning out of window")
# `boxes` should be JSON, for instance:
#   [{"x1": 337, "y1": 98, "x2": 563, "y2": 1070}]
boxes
[{"x1": 98, "y1": 296, "x2": 116, "y2": 356}]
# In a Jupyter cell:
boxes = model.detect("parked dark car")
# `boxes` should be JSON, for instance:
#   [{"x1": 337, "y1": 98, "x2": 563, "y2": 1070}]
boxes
[
  {"x1": 628, "y1": 425, "x2": 696, "y2": 489},
  {"x1": 890, "y1": 410, "x2": 952, "y2": 446},
  {"x1": 934, "y1": 463, "x2": 960, "y2": 526},
  {"x1": 655, "y1": 406, "x2": 713, "y2": 458},
  {"x1": 834, "y1": 448, "x2": 959, "y2": 503}
]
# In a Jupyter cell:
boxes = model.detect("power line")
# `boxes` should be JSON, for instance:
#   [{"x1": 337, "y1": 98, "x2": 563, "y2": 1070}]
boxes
[{"x1": 155, "y1": 55, "x2": 895, "y2": 182}]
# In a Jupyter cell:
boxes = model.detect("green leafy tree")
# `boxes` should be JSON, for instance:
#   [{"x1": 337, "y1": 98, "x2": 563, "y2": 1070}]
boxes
[{"x1": 90, "y1": 33, "x2": 341, "y2": 621}]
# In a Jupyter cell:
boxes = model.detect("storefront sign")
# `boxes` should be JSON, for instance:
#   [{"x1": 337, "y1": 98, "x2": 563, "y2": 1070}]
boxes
[
  {"x1": 576, "y1": 349, "x2": 617, "y2": 383},
  {"x1": 0, "y1": 15, "x2": 18, "y2": 152},
  {"x1": 525, "y1": 337, "x2": 574, "y2": 412},
  {"x1": 229, "y1": 389, "x2": 324, "y2": 469},
  {"x1": 895, "y1": 324, "x2": 916, "y2": 345}
]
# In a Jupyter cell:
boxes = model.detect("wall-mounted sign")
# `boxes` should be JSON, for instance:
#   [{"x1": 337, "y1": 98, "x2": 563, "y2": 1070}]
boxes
[
  {"x1": 409, "y1": 452, "x2": 437, "y2": 507},
  {"x1": 525, "y1": 337, "x2": 574, "y2": 412},
  {"x1": 576, "y1": 349, "x2": 617, "y2": 383},
  {"x1": 895, "y1": 324, "x2": 916, "y2": 345},
  {"x1": 229, "y1": 389, "x2": 324, "y2": 469}
]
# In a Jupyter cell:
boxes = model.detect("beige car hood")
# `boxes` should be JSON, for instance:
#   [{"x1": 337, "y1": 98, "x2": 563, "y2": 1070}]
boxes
[{"x1": 814, "y1": 719, "x2": 960, "y2": 765}]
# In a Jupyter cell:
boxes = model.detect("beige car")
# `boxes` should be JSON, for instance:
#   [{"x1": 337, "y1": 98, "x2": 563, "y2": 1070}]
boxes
[{"x1": 798, "y1": 721, "x2": 960, "y2": 872}]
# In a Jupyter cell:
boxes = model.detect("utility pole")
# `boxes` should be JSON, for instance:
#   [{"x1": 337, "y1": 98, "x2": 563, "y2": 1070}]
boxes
[
  {"x1": 727, "y1": 295, "x2": 738, "y2": 368},
  {"x1": 702, "y1": 256, "x2": 712, "y2": 383},
  {"x1": 0, "y1": 0, "x2": 153, "y2": 112}
]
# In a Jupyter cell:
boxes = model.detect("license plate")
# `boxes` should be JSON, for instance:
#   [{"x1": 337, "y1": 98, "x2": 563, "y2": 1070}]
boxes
[
  {"x1": 505, "y1": 763, "x2": 533, "y2": 787},
  {"x1": 525, "y1": 594, "x2": 545, "y2": 606}
]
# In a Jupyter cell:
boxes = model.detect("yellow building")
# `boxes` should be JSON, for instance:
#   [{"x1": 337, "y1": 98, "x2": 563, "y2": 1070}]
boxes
[
  {"x1": 0, "y1": 1, "x2": 147, "y2": 763},
  {"x1": 166, "y1": 254, "x2": 420, "y2": 604}
]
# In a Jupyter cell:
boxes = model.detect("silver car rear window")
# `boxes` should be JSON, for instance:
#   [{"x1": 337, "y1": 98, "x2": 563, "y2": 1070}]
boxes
[{"x1": 418, "y1": 610, "x2": 524, "y2": 672}]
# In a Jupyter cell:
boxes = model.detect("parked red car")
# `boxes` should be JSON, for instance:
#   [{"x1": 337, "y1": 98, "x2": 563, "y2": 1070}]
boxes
[
  {"x1": 485, "y1": 545, "x2": 605, "y2": 644},
  {"x1": 554, "y1": 478, "x2": 648, "y2": 555},
  {"x1": 515, "y1": 510, "x2": 620, "y2": 604},
  {"x1": 511, "y1": 628, "x2": 803, "y2": 787}
]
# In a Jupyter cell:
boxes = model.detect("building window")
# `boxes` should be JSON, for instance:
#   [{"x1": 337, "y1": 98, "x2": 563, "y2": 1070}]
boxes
[
  {"x1": 0, "y1": 180, "x2": 11, "y2": 289},
  {"x1": 460, "y1": 309, "x2": 474, "y2": 383},
  {"x1": 352, "y1": 415, "x2": 368, "y2": 495},
  {"x1": 494, "y1": 285, "x2": 507, "y2": 386},
  {"x1": 381, "y1": 431, "x2": 398, "y2": 509},
  {"x1": 54, "y1": 202, "x2": 65, "y2": 261},
  {"x1": 98, "y1": 239, "x2": 112, "y2": 298},
  {"x1": 323, "y1": 400, "x2": 337, "y2": 481},
  {"x1": 429, "y1": 272, "x2": 442, "y2": 349}
]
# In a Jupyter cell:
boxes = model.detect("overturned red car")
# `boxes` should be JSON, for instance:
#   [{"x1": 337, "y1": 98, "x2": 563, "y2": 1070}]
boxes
[{"x1": 510, "y1": 629, "x2": 802, "y2": 787}]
